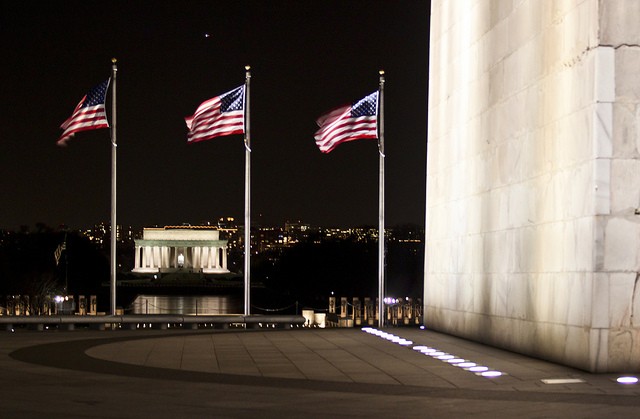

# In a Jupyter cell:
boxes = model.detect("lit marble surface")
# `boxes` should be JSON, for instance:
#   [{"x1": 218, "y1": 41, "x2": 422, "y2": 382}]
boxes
[{"x1": 426, "y1": 0, "x2": 640, "y2": 372}]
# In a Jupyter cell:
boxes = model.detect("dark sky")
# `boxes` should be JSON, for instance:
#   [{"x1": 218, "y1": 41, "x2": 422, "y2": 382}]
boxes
[{"x1": 1, "y1": 0, "x2": 429, "y2": 231}]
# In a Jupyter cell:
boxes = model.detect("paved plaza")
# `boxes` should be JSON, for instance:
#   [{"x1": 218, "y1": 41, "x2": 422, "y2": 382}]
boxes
[{"x1": 2, "y1": 326, "x2": 640, "y2": 418}]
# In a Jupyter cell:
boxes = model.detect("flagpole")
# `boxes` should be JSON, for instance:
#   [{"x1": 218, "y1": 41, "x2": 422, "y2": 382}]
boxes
[
  {"x1": 63, "y1": 232, "x2": 68, "y2": 295},
  {"x1": 244, "y1": 65, "x2": 252, "y2": 316},
  {"x1": 110, "y1": 58, "x2": 118, "y2": 316},
  {"x1": 378, "y1": 70, "x2": 385, "y2": 329}
]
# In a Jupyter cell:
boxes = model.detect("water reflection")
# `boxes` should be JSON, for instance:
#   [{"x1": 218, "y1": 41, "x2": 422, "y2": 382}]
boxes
[{"x1": 131, "y1": 295, "x2": 242, "y2": 315}]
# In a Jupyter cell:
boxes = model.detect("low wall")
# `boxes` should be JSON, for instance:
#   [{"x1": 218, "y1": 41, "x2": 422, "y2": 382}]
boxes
[{"x1": 0, "y1": 314, "x2": 305, "y2": 331}]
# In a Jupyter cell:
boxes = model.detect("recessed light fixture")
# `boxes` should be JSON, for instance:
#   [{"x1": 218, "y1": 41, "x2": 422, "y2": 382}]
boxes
[
  {"x1": 456, "y1": 362, "x2": 476, "y2": 368},
  {"x1": 541, "y1": 378, "x2": 586, "y2": 385},
  {"x1": 361, "y1": 329, "x2": 508, "y2": 380}
]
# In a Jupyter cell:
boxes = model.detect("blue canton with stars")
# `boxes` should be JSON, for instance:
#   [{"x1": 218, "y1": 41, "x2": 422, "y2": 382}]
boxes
[
  {"x1": 82, "y1": 80, "x2": 109, "y2": 108},
  {"x1": 351, "y1": 92, "x2": 378, "y2": 117},
  {"x1": 221, "y1": 86, "x2": 245, "y2": 113}
]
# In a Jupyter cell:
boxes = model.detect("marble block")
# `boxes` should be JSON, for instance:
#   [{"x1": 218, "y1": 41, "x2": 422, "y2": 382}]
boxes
[{"x1": 427, "y1": 0, "x2": 640, "y2": 372}]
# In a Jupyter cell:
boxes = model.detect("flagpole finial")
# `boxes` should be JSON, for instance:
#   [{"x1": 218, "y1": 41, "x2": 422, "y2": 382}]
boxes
[
  {"x1": 245, "y1": 65, "x2": 251, "y2": 71},
  {"x1": 111, "y1": 57, "x2": 117, "y2": 64},
  {"x1": 379, "y1": 69, "x2": 385, "y2": 75}
]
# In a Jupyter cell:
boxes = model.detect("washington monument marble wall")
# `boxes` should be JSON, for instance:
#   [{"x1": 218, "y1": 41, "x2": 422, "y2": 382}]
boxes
[{"x1": 425, "y1": 0, "x2": 640, "y2": 372}]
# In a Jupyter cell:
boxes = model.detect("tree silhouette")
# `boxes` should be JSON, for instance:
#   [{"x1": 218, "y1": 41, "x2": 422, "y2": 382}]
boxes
[{"x1": 0, "y1": 226, "x2": 109, "y2": 312}]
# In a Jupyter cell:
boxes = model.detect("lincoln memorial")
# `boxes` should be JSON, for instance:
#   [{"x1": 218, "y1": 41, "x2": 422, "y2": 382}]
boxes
[{"x1": 132, "y1": 226, "x2": 229, "y2": 275}]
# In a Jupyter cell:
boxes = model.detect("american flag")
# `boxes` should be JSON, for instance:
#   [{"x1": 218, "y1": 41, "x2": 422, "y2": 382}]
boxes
[
  {"x1": 54, "y1": 242, "x2": 66, "y2": 266},
  {"x1": 314, "y1": 91, "x2": 378, "y2": 153},
  {"x1": 185, "y1": 85, "x2": 245, "y2": 143},
  {"x1": 57, "y1": 79, "x2": 110, "y2": 146}
]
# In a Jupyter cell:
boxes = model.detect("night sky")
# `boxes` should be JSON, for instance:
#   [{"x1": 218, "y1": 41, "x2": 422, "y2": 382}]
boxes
[{"x1": 1, "y1": 1, "x2": 429, "y2": 231}]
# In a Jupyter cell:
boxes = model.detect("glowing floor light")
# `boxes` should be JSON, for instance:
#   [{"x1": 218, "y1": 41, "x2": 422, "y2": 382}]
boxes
[
  {"x1": 617, "y1": 376, "x2": 639, "y2": 384},
  {"x1": 360, "y1": 329, "x2": 507, "y2": 379},
  {"x1": 456, "y1": 362, "x2": 476, "y2": 368},
  {"x1": 413, "y1": 346, "x2": 437, "y2": 354},
  {"x1": 541, "y1": 378, "x2": 585, "y2": 385}
]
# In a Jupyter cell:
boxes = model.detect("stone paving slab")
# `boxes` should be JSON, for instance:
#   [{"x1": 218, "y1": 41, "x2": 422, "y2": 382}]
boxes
[{"x1": 2, "y1": 327, "x2": 640, "y2": 418}]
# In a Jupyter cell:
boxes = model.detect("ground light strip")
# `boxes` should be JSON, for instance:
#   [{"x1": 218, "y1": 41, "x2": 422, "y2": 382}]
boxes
[
  {"x1": 361, "y1": 328, "x2": 639, "y2": 386},
  {"x1": 361, "y1": 327, "x2": 505, "y2": 378}
]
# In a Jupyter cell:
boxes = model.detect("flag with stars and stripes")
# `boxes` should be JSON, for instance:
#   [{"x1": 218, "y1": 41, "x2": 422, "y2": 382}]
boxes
[
  {"x1": 54, "y1": 242, "x2": 66, "y2": 266},
  {"x1": 185, "y1": 85, "x2": 245, "y2": 143},
  {"x1": 314, "y1": 91, "x2": 378, "y2": 153},
  {"x1": 57, "y1": 79, "x2": 110, "y2": 146}
]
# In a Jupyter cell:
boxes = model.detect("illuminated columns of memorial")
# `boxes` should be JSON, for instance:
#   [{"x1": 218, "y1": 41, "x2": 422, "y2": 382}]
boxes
[
  {"x1": 133, "y1": 243, "x2": 228, "y2": 273},
  {"x1": 132, "y1": 227, "x2": 230, "y2": 274}
]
